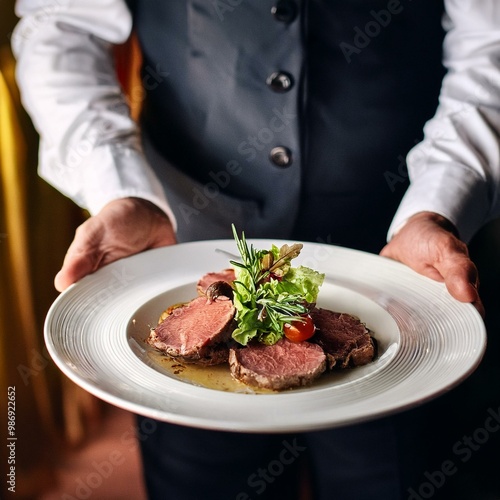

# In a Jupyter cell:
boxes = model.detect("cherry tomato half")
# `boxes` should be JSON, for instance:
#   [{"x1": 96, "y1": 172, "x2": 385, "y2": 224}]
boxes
[{"x1": 283, "y1": 314, "x2": 316, "y2": 342}]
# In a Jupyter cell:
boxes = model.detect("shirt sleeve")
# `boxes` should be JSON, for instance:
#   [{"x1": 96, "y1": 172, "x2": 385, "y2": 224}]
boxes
[
  {"x1": 388, "y1": 0, "x2": 500, "y2": 243},
  {"x1": 12, "y1": 0, "x2": 177, "y2": 228}
]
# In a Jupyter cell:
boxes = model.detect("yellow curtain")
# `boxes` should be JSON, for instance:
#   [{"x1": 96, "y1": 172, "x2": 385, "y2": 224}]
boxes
[
  {"x1": 0, "y1": 42, "x2": 55, "y2": 499},
  {"x1": 115, "y1": 32, "x2": 144, "y2": 120},
  {"x1": 0, "y1": 1, "x2": 144, "y2": 489},
  {"x1": 0, "y1": 39, "x2": 100, "y2": 500}
]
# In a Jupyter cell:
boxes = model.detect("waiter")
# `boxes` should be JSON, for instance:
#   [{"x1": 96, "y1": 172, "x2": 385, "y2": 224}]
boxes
[{"x1": 12, "y1": 0, "x2": 500, "y2": 498}]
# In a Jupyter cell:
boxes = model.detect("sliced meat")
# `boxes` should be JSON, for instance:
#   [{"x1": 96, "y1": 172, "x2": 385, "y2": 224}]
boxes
[
  {"x1": 197, "y1": 268, "x2": 236, "y2": 295},
  {"x1": 229, "y1": 338, "x2": 326, "y2": 391},
  {"x1": 148, "y1": 296, "x2": 235, "y2": 365},
  {"x1": 310, "y1": 309, "x2": 376, "y2": 370}
]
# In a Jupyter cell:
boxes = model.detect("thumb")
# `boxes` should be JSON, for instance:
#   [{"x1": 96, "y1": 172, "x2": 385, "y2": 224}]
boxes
[
  {"x1": 433, "y1": 255, "x2": 485, "y2": 317},
  {"x1": 54, "y1": 220, "x2": 105, "y2": 292},
  {"x1": 54, "y1": 254, "x2": 99, "y2": 292}
]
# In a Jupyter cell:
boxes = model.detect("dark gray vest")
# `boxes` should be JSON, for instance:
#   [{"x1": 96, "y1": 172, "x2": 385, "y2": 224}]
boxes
[{"x1": 127, "y1": 0, "x2": 445, "y2": 252}]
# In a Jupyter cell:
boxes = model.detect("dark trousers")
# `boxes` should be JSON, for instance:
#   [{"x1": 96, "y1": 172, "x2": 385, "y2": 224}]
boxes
[{"x1": 137, "y1": 415, "x2": 401, "y2": 500}]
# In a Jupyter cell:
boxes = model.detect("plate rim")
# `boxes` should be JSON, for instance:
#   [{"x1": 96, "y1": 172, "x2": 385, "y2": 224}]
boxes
[{"x1": 44, "y1": 239, "x2": 487, "y2": 433}]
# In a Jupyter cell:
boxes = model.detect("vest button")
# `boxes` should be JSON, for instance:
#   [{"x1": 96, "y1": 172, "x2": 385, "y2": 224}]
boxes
[
  {"x1": 270, "y1": 146, "x2": 293, "y2": 167},
  {"x1": 266, "y1": 71, "x2": 294, "y2": 93},
  {"x1": 271, "y1": 1, "x2": 298, "y2": 23}
]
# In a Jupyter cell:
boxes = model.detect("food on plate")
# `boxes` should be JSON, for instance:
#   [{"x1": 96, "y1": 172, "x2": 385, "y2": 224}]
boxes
[
  {"x1": 147, "y1": 296, "x2": 236, "y2": 365},
  {"x1": 310, "y1": 309, "x2": 377, "y2": 370},
  {"x1": 229, "y1": 226, "x2": 324, "y2": 347},
  {"x1": 229, "y1": 338, "x2": 327, "y2": 391},
  {"x1": 283, "y1": 314, "x2": 316, "y2": 342},
  {"x1": 205, "y1": 280, "x2": 234, "y2": 302},
  {"x1": 147, "y1": 226, "x2": 377, "y2": 391},
  {"x1": 197, "y1": 268, "x2": 236, "y2": 295}
]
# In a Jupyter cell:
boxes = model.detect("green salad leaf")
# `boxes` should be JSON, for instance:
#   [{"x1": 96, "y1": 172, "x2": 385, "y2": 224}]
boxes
[{"x1": 230, "y1": 225, "x2": 325, "y2": 346}]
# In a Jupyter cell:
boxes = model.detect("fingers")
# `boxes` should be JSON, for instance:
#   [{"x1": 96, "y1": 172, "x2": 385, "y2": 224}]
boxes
[
  {"x1": 435, "y1": 256, "x2": 477, "y2": 300},
  {"x1": 380, "y1": 213, "x2": 485, "y2": 317},
  {"x1": 433, "y1": 255, "x2": 485, "y2": 317},
  {"x1": 383, "y1": 243, "x2": 484, "y2": 317},
  {"x1": 54, "y1": 219, "x2": 105, "y2": 292},
  {"x1": 54, "y1": 256, "x2": 97, "y2": 292},
  {"x1": 54, "y1": 198, "x2": 177, "y2": 292}
]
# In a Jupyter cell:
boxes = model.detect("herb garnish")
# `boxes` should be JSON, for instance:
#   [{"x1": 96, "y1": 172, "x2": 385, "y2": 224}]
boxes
[{"x1": 230, "y1": 225, "x2": 325, "y2": 346}]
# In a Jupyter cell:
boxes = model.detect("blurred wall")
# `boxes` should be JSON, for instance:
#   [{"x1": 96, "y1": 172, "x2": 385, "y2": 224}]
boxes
[{"x1": 1, "y1": 2, "x2": 93, "y2": 498}]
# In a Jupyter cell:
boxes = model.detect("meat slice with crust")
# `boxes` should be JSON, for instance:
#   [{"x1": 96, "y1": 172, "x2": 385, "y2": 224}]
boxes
[
  {"x1": 229, "y1": 338, "x2": 326, "y2": 391},
  {"x1": 147, "y1": 296, "x2": 236, "y2": 365},
  {"x1": 310, "y1": 308, "x2": 376, "y2": 369},
  {"x1": 197, "y1": 268, "x2": 236, "y2": 295}
]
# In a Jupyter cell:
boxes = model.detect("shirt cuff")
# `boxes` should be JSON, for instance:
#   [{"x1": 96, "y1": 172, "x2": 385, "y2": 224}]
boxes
[
  {"x1": 388, "y1": 162, "x2": 490, "y2": 243},
  {"x1": 40, "y1": 142, "x2": 178, "y2": 231}
]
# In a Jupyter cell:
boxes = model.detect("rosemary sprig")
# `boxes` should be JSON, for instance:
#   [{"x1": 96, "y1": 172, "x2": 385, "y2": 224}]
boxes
[
  {"x1": 230, "y1": 225, "x2": 265, "y2": 287},
  {"x1": 230, "y1": 225, "x2": 309, "y2": 345}
]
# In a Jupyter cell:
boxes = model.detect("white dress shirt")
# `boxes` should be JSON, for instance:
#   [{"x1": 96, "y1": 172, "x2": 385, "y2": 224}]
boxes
[{"x1": 12, "y1": 0, "x2": 500, "y2": 242}]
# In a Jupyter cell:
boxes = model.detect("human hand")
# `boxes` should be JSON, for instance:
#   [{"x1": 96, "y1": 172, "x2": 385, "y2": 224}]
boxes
[
  {"x1": 54, "y1": 197, "x2": 177, "y2": 292},
  {"x1": 380, "y1": 212, "x2": 484, "y2": 317}
]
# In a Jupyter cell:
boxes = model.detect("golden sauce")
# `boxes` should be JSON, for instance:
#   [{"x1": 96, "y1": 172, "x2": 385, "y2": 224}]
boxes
[
  {"x1": 144, "y1": 301, "x2": 377, "y2": 394},
  {"x1": 146, "y1": 349, "x2": 275, "y2": 394},
  {"x1": 145, "y1": 345, "x2": 358, "y2": 394}
]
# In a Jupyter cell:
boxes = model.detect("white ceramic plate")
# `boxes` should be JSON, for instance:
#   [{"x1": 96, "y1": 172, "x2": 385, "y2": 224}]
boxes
[{"x1": 44, "y1": 240, "x2": 486, "y2": 433}]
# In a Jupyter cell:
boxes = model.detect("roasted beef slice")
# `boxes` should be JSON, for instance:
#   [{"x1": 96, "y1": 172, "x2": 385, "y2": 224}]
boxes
[
  {"x1": 229, "y1": 338, "x2": 326, "y2": 391},
  {"x1": 148, "y1": 296, "x2": 235, "y2": 365},
  {"x1": 310, "y1": 309, "x2": 376, "y2": 369},
  {"x1": 197, "y1": 268, "x2": 236, "y2": 295}
]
